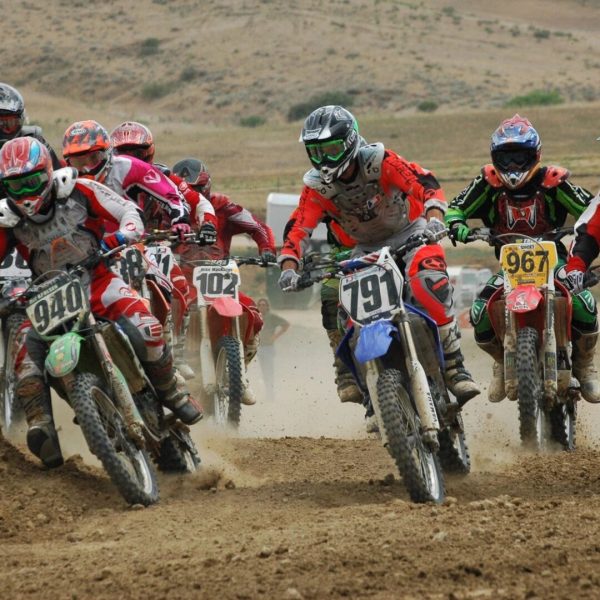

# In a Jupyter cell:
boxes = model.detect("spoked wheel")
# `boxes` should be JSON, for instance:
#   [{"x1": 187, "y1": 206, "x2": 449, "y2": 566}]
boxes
[
  {"x1": 517, "y1": 327, "x2": 546, "y2": 449},
  {"x1": 377, "y1": 368, "x2": 445, "y2": 504},
  {"x1": 0, "y1": 314, "x2": 25, "y2": 436},
  {"x1": 550, "y1": 399, "x2": 576, "y2": 451},
  {"x1": 214, "y1": 336, "x2": 243, "y2": 428},
  {"x1": 438, "y1": 415, "x2": 471, "y2": 474},
  {"x1": 157, "y1": 430, "x2": 201, "y2": 473},
  {"x1": 70, "y1": 372, "x2": 159, "y2": 506}
]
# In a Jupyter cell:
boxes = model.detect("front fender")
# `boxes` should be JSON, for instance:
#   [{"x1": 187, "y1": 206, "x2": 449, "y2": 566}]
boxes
[
  {"x1": 45, "y1": 332, "x2": 83, "y2": 378},
  {"x1": 506, "y1": 285, "x2": 543, "y2": 313},
  {"x1": 355, "y1": 320, "x2": 397, "y2": 363}
]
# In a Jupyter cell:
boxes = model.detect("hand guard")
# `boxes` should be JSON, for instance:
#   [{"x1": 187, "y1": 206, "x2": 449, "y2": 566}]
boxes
[
  {"x1": 199, "y1": 222, "x2": 217, "y2": 245},
  {"x1": 171, "y1": 222, "x2": 191, "y2": 241},
  {"x1": 278, "y1": 269, "x2": 301, "y2": 292},
  {"x1": 449, "y1": 222, "x2": 471, "y2": 245},
  {"x1": 100, "y1": 232, "x2": 126, "y2": 253},
  {"x1": 423, "y1": 217, "x2": 447, "y2": 243},
  {"x1": 565, "y1": 269, "x2": 585, "y2": 295}
]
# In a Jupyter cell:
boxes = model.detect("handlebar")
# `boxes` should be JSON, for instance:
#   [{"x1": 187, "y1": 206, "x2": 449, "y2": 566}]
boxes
[
  {"x1": 461, "y1": 226, "x2": 574, "y2": 246},
  {"x1": 142, "y1": 229, "x2": 213, "y2": 246}
]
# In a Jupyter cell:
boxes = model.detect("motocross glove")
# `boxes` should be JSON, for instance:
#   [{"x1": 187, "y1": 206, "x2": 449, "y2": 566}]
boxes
[
  {"x1": 449, "y1": 222, "x2": 471, "y2": 245},
  {"x1": 199, "y1": 222, "x2": 217, "y2": 245},
  {"x1": 565, "y1": 269, "x2": 585, "y2": 295},
  {"x1": 100, "y1": 232, "x2": 127, "y2": 253},
  {"x1": 423, "y1": 217, "x2": 447, "y2": 243},
  {"x1": 171, "y1": 222, "x2": 191, "y2": 240},
  {"x1": 260, "y1": 251, "x2": 277, "y2": 265},
  {"x1": 278, "y1": 269, "x2": 301, "y2": 292}
]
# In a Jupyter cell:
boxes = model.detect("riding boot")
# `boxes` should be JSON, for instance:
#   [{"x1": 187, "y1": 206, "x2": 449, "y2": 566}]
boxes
[
  {"x1": 572, "y1": 330, "x2": 600, "y2": 403},
  {"x1": 173, "y1": 311, "x2": 195, "y2": 380},
  {"x1": 326, "y1": 329, "x2": 363, "y2": 404},
  {"x1": 476, "y1": 338, "x2": 506, "y2": 403},
  {"x1": 143, "y1": 347, "x2": 203, "y2": 424},
  {"x1": 17, "y1": 377, "x2": 64, "y2": 468},
  {"x1": 438, "y1": 320, "x2": 480, "y2": 406},
  {"x1": 241, "y1": 334, "x2": 259, "y2": 406}
]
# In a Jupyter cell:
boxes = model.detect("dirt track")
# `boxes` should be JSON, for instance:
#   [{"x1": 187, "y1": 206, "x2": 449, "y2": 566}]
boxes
[{"x1": 2, "y1": 308, "x2": 600, "y2": 599}]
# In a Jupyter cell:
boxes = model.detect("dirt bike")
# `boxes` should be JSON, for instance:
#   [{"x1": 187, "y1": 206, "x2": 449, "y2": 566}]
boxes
[
  {"x1": 297, "y1": 232, "x2": 469, "y2": 504},
  {"x1": 182, "y1": 253, "x2": 275, "y2": 427},
  {"x1": 465, "y1": 227, "x2": 594, "y2": 450},
  {"x1": 0, "y1": 249, "x2": 30, "y2": 436},
  {"x1": 3, "y1": 248, "x2": 200, "y2": 506}
]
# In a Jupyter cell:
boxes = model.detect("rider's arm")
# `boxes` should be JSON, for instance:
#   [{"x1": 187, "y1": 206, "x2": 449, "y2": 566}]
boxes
[
  {"x1": 121, "y1": 156, "x2": 189, "y2": 225},
  {"x1": 76, "y1": 179, "x2": 145, "y2": 244},
  {"x1": 218, "y1": 195, "x2": 276, "y2": 254},
  {"x1": 169, "y1": 173, "x2": 217, "y2": 227},
  {"x1": 570, "y1": 192, "x2": 600, "y2": 269},
  {"x1": 381, "y1": 150, "x2": 447, "y2": 218},
  {"x1": 445, "y1": 172, "x2": 492, "y2": 227},
  {"x1": 279, "y1": 185, "x2": 327, "y2": 268},
  {"x1": 553, "y1": 177, "x2": 595, "y2": 219}
]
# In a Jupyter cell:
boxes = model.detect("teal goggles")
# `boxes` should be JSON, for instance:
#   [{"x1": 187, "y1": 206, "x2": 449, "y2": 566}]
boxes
[
  {"x1": 306, "y1": 139, "x2": 347, "y2": 165},
  {"x1": 4, "y1": 171, "x2": 49, "y2": 197}
]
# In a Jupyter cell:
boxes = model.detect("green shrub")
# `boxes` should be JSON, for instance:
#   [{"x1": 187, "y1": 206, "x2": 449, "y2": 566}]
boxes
[
  {"x1": 417, "y1": 100, "x2": 438, "y2": 113},
  {"x1": 505, "y1": 89, "x2": 564, "y2": 108},
  {"x1": 141, "y1": 81, "x2": 170, "y2": 100},
  {"x1": 240, "y1": 115, "x2": 266, "y2": 128},
  {"x1": 140, "y1": 38, "x2": 160, "y2": 57},
  {"x1": 287, "y1": 91, "x2": 354, "y2": 121}
]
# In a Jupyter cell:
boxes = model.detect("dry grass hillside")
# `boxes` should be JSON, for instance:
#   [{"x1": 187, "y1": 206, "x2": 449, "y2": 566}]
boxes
[{"x1": 3, "y1": 0, "x2": 600, "y2": 210}]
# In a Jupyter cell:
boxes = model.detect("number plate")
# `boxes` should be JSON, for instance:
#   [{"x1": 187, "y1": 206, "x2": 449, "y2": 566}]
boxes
[
  {"x1": 0, "y1": 249, "x2": 31, "y2": 279},
  {"x1": 339, "y1": 260, "x2": 403, "y2": 324},
  {"x1": 145, "y1": 245, "x2": 175, "y2": 279},
  {"x1": 192, "y1": 260, "x2": 240, "y2": 301},
  {"x1": 26, "y1": 277, "x2": 89, "y2": 336},
  {"x1": 500, "y1": 241, "x2": 558, "y2": 289},
  {"x1": 112, "y1": 247, "x2": 147, "y2": 285}
]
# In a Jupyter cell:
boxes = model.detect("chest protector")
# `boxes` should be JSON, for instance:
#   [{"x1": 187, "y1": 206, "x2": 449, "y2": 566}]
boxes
[
  {"x1": 303, "y1": 143, "x2": 410, "y2": 244},
  {"x1": 14, "y1": 191, "x2": 99, "y2": 276}
]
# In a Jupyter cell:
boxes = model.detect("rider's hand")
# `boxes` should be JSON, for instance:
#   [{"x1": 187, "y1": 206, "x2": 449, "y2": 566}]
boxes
[
  {"x1": 100, "y1": 232, "x2": 126, "y2": 253},
  {"x1": 278, "y1": 269, "x2": 301, "y2": 292},
  {"x1": 449, "y1": 222, "x2": 471, "y2": 245},
  {"x1": 199, "y1": 222, "x2": 217, "y2": 245},
  {"x1": 423, "y1": 217, "x2": 446, "y2": 243},
  {"x1": 260, "y1": 250, "x2": 277, "y2": 265},
  {"x1": 565, "y1": 269, "x2": 585, "y2": 295},
  {"x1": 171, "y1": 222, "x2": 191, "y2": 241}
]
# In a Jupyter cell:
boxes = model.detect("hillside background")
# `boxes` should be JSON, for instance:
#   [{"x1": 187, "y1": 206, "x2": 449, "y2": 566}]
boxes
[{"x1": 3, "y1": 0, "x2": 600, "y2": 213}]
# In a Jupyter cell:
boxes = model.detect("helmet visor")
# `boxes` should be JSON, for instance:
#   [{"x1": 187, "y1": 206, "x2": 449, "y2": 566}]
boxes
[
  {"x1": 4, "y1": 171, "x2": 49, "y2": 198},
  {"x1": 492, "y1": 148, "x2": 537, "y2": 172},
  {"x1": 306, "y1": 139, "x2": 348, "y2": 165},
  {"x1": 0, "y1": 115, "x2": 22, "y2": 136}
]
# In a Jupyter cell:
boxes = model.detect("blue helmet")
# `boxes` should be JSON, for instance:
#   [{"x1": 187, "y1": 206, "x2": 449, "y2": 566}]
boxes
[{"x1": 491, "y1": 114, "x2": 541, "y2": 189}]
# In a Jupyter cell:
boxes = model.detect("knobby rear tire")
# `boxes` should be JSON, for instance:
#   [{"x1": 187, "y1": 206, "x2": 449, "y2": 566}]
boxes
[{"x1": 0, "y1": 314, "x2": 25, "y2": 436}]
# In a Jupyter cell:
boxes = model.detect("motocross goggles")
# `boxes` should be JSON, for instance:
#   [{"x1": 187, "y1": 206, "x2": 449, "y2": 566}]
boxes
[
  {"x1": 0, "y1": 114, "x2": 22, "y2": 137},
  {"x1": 306, "y1": 138, "x2": 348, "y2": 165},
  {"x1": 492, "y1": 148, "x2": 537, "y2": 172},
  {"x1": 4, "y1": 171, "x2": 49, "y2": 198},
  {"x1": 112, "y1": 145, "x2": 151, "y2": 161},
  {"x1": 67, "y1": 150, "x2": 107, "y2": 175}
]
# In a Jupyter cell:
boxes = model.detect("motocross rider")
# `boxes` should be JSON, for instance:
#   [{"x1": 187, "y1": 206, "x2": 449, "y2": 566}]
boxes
[
  {"x1": 0, "y1": 83, "x2": 62, "y2": 197},
  {"x1": 61, "y1": 120, "x2": 196, "y2": 379},
  {"x1": 108, "y1": 121, "x2": 218, "y2": 380},
  {"x1": 0, "y1": 137, "x2": 202, "y2": 468},
  {"x1": 279, "y1": 105, "x2": 480, "y2": 408},
  {"x1": 172, "y1": 157, "x2": 277, "y2": 405},
  {"x1": 445, "y1": 114, "x2": 599, "y2": 403}
]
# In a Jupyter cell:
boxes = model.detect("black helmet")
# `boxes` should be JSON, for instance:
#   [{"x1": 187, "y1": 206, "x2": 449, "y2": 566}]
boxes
[
  {"x1": 300, "y1": 105, "x2": 360, "y2": 184},
  {"x1": 0, "y1": 83, "x2": 25, "y2": 142},
  {"x1": 172, "y1": 157, "x2": 211, "y2": 197}
]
